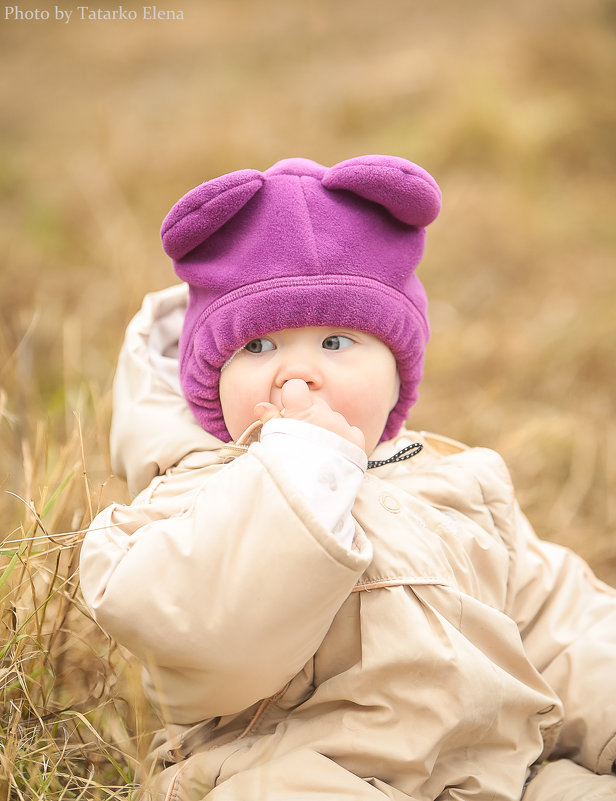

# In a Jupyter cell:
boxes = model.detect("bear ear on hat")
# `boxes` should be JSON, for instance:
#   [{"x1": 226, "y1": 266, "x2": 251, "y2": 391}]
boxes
[
  {"x1": 161, "y1": 169, "x2": 264, "y2": 260},
  {"x1": 322, "y1": 155, "x2": 441, "y2": 228}
]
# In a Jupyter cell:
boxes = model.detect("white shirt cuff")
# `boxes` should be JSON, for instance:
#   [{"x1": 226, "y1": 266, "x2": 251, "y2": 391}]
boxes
[{"x1": 260, "y1": 418, "x2": 367, "y2": 549}]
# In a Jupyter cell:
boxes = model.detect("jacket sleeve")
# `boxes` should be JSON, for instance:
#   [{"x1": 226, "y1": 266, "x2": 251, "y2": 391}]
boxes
[
  {"x1": 79, "y1": 443, "x2": 372, "y2": 725},
  {"x1": 478, "y1": 451, "x2": 616, "y2": 775}
]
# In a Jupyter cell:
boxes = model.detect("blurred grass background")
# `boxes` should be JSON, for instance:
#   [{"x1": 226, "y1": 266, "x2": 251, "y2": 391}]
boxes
[{"x1": 1, "y1": 0, "x2": 615, "y2": 795}]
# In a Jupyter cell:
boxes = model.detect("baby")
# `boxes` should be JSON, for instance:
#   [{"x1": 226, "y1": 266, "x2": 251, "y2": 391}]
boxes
[{"x1": 80, "y1": 156, "x2": 616, "y2": 801}]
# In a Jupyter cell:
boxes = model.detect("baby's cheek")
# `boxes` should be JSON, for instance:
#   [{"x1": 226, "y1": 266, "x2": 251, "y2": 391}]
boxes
[
  {"x1": 339, "y1": 400, "x2": 371, "y2": 432},
  {"x1": 241, "y1": 390, "x2": 263, "y2": 422},
  {"x1": 221, "y1": 391, "x2": 251, "y2": 439}
]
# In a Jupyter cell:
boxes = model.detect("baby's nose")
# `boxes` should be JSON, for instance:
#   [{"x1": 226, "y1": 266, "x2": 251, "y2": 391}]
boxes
[{"x1": 274, "y1": 353, "x2": 323, "y2": 389}]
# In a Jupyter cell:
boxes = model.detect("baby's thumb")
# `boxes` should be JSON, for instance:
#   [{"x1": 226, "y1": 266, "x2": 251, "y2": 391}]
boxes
[{"x1": 280, "y1": 379, "x2": 313, "y2": 415}]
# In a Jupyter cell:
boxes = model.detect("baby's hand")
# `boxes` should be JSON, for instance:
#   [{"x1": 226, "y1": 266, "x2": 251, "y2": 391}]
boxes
[{"x1": 255, "y1": 379, "x2": 366, "y2": 452}]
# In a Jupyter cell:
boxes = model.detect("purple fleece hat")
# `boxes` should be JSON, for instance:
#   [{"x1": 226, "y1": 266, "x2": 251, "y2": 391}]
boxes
[{"x1": 161, "y1": 155, "x2": 441, "y2": 442}]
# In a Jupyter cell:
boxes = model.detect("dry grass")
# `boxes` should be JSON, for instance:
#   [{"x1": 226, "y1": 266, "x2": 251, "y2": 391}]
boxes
[
  {"x1": 1, "y1": 0, "x2": 616, "y2": 794},
  {"x1": 0, "y1": 397, "x2": 157, "y2": 798}
]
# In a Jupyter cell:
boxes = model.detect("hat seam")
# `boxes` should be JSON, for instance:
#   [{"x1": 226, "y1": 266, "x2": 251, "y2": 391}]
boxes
[
  {"x1": 187, "y1": 275, "x2": 429, "y2": 368},
  {"x1": 197, "y1": 275, "x2": 425, "y2": 321},
  {"x1": 298, "y1": 175, "x2": 321, "y2": 274}
]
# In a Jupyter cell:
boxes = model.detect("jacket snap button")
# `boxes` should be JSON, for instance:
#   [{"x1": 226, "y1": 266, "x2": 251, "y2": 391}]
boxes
[{"x1": 380, "y1": 494, "x2": 401, "y2": 513}]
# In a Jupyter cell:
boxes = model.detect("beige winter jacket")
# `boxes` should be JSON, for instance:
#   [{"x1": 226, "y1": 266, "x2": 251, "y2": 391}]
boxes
[{"x1": 80, "y1": 285, "x2": 616, "y2": 801}]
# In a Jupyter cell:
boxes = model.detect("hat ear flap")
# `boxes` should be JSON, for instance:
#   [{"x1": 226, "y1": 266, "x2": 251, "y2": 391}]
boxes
[
  {"x1": 322, "y1": 155, "x2": 441, "y2": 228},
  {"x1": 161, "y1": 169, "x2": 264, "y2": 260}
]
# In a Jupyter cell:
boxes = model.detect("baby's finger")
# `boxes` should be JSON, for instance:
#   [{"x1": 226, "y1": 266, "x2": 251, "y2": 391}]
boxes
[
  {"x1": 280, "y1": 379, "x2": 313, "y2": 414},
  {"x1": 254, "y1": 401, "x2": 282, "y2": 424},
  {"x1": 348, "y1": 425, "x2": 366, "y2": 451}
]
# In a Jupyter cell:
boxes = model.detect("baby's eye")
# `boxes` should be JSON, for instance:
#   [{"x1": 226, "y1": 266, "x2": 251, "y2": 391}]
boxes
[
  {"x1": 244, "y1": 338, "x2": 275, "y2": 354},
  {"x1": 322, "y1": 335, "x2": 354, "y2": 351}
]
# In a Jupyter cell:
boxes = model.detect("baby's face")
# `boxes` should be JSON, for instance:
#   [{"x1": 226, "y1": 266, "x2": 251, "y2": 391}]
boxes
[{"x1": 219, "y1": 326, "x2": 399, "y2": 453}]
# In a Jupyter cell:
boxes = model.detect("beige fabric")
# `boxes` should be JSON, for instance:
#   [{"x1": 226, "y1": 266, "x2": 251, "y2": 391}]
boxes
[
  {"x1": 524, "y1": 759, "x2": 616, "y2": 801},
  {"x1": 80, "y1": 286, "x2": 616, "y2": 801},
  {"x1": 109, "y1": 283, "x2": 218, "y2": 497}
]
